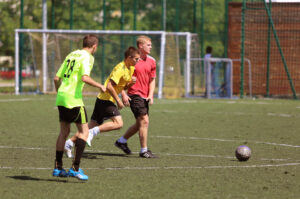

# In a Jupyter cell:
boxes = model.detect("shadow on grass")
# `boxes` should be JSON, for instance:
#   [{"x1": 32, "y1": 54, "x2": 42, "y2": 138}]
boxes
[
  {"x1": 7, "y1": 176, "x2": 84, "y2": 183},
  {"x1": 82, "y1": 152, "x2": 131, "y2": 159}
]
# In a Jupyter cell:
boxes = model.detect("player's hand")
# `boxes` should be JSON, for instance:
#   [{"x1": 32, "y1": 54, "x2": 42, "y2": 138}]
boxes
[
  {"x1": 117, "y1": 99, "x2": 125, "y2": 110},
  {"x1": 146, "y1": 97, "x2": 153, "y2": 105},
  {"x1": 131, "y1": 76, "x2": 137, "y2": 84},
  {"x1": 122, "y1": 95, "x2": 131, "y2": 107},
  {"x1": 100, "y1": 85, "x2": 106, "y2": 92}
]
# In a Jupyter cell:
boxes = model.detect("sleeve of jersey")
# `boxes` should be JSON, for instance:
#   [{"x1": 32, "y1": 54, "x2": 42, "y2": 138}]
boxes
[
  {"x1": 110, "y1": 65, "x2": 123, "y2": 85},
  {"x1": 130, "y1": 66, "x2": 135, "y2": 77},
  {"x1": 56, "y1": 61, "x2": 67, "y2": 78},
  {"x1": 151, "y1": 60, "x2": 156, "y2": 78},
  {"x1": 81, "y1": 56, "x2": 92, "y2": 76}
]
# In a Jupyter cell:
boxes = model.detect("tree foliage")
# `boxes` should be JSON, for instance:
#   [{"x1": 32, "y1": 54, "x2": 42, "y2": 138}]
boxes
[{"x1": 0, "y1": 0, "x2": 227, "y2": 57}]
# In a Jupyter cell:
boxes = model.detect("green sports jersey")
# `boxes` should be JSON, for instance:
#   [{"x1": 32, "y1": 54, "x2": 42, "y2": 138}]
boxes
[{"x1": 56, "y1": 49, "x2": 94, "y2": 108}]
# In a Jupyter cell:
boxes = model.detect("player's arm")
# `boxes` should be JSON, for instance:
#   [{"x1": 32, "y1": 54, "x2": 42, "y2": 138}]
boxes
[
  {"x1": 124, "y1": 76, "x2": 136, "y2": 90},
  {"x1": 147, "y1": 77, "x2": 155, "y2": 105},
  {"x1": 53, "y1": 76, "x2": 61, "y2": 92},
  {"x1": 82, "y1": 75, "x2": 106, "y2": 92},
  {"x1": 121, "y1": 90, "x2": 131, "y2": 107},
  {"x1": 54, "y1": 60, "x2": 68, "y2": 92},
  {"x1": 107, "y1": 79, "x2": 124, "y2": 109}
]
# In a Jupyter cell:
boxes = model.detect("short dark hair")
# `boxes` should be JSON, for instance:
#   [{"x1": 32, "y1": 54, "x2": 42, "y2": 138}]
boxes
[
  {"x1": 83, "y1": 35, "x2": 98, "y2": 48},
  {"x1": 124, "y1": 46, "x2": 140, "y2": 59},
  {"x1": 206, "y1": 46, "x2": 213, "y2": 54}
]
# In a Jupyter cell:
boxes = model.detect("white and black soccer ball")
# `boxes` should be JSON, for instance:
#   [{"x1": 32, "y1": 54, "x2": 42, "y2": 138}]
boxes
[{"x1": 235, "y1": 145, "x2": 251, "y2": 161}]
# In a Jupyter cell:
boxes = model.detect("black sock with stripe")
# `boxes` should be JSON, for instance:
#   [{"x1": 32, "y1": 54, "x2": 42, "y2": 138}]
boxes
[{"x1": 73, "y1": 138, "x2": 86, "y2": 171}]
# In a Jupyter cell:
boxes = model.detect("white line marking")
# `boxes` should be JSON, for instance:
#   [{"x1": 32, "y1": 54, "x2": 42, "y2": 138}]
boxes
[
  {"x1": 0, "y1": 98, "x2": 55, "y2": 103},
  {"x1": 1, "y1": 162, "x2": 299, "y2": 171},
  {"x1": 1, "y1": 146, "x2": 297, "y2": 161},
  {"x1": 154, "y1": 136, "x2": 300, "y2": 148},
  {"x1": 267, "y1": 113, "x2": 292, "y2": 118},
  {"x1": 0, "y1": 98, "x2": 31, "y2": 102},
  {"x1": 0, "y1": 146, "x2": 46, "y2": 150}
]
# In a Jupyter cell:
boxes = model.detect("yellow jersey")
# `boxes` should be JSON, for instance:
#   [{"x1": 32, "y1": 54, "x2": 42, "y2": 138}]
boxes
[{"x1": 98, "y1": 61, "x2": 135, "y2": 103}]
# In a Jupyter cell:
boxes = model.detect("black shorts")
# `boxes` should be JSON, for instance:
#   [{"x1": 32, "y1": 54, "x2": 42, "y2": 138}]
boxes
[
  {"x1": 129, "y1": 95, "x2": 149, "y2": 119},
  {"x1": 58, "y1": 106, "x2": 88, "y2": 124},
  {"x1": 91, "y1": 98, "x2": 120, "y2": 125}
]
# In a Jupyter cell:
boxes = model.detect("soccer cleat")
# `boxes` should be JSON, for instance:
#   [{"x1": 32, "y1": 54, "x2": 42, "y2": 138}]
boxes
[
  {"x1": 64, "y1": 143, "x2": 74, "y2": 158},
  {"x1": 52, "y1": 168, "x2": 68, "y2": 177},
  {"x1": 139, "y1": 150, "x2": 157, "y2": 158},
  {"x1": 86, "y1": 131, "x2": 93, "y2": 147},
  {"x1": 67, "y1": 168, "x2": 88, "y2": 181},
  {"x1": 114, "y1": 140, "x2": 132, "y2": 154}
]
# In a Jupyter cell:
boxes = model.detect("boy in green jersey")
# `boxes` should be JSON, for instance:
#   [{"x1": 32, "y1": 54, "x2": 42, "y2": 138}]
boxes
[
  {"x1": 64, "y1": 46, "x2": 140, "y2": 157},
  {"x1": 53, "y1": 35, "x2": 106, "y2": 181}
]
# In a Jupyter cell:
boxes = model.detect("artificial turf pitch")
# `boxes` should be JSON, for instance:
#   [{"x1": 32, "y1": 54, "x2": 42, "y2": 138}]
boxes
[{"x1": 0, "y1": 95, "x2": 299, "y2": 198}]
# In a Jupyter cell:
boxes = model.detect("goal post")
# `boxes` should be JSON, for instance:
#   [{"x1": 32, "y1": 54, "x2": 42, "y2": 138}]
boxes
[
  {"x1": 14, "y1": 29, "x2": 193, "y2": 99},
  {"x1": 189, "y1": 58, "x2": 234, "y2": 99}
]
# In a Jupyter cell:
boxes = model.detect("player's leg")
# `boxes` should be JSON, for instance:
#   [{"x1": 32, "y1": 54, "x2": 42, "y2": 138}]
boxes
[
  {"x1": 86, "y1": 99, "x2": 122, "y2": 146},
  {"x1": 64, "y1": 132, "x2": 77, "y2": 158},
  {"x1": 137, "y1": 114, "x2": 156, "y2": 158},
  {"x1": 99, "y1": 115, "x2": 123, "y2": 132},
  {"x1": 114, "y1": 118, "x2": 135, "y2": 154},
  {"x1": 64, "y1": 120, "x2": 98, "y2": 158},
  {"x1": 67, "y1": 107, "x2": 89, "y2": 180},
  {"x1": 53, "y1": 121, "x2": 70, "y2": 177},
  {"x1": 136, "y1": 98, "x2": 156, "y2": 158},
  {"x1": 115, "y1": 95, "x2": 143, "y2": 154},
  {"x1": 137, "y1": 114, "x2": 149, "y2": 149},
  {"x1": 85, "y1": 120, "x2": 100, "y2": 147},
  {"x1": 64, "y1": 98, "x2": 102, "y2": 155},
  {"x1": 67, "y1": 122, "x2": 89, "y2": 180}
]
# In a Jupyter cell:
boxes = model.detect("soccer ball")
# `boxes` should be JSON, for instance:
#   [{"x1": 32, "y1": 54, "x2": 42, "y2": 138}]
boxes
[{"x1": 235, "y1": 145, "x2": 251, "y2": 161}]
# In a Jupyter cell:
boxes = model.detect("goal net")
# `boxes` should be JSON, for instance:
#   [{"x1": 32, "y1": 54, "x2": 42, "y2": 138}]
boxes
[
  {"x1": 188, "y1": 58, "x2": 234, "y2": 98},
  {"x1": 15, "y1": 29, "x2": 197, "y2": 99}
]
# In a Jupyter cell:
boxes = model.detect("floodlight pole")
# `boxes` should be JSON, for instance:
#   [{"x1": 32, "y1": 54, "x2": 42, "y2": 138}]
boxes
[{"x1": 42, "y1": 0, "x2": 48, "y2": 93}]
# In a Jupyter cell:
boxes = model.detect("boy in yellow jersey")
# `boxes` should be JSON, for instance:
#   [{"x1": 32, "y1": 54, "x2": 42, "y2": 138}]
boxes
[
  {"x1": 64, "y1": 46, "x2": 140, "y2": 157},
  {"x1": 53, "y1": 35, "x2": 106, "y2": 181}
]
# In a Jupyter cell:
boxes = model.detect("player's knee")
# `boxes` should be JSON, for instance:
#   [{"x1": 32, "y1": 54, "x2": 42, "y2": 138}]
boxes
[
  {"x1": 60, "y1": 130, "x2": 70, "y2": 140},
  {"x1": 140, "y1": 117, "x2": 149, "y2": 128},
  {"x1": 113, "y1": 118, "x2": 123, "y2": 130},
  {"x1": 115, "y1": 121, "x2": 123, "y2": 129}
]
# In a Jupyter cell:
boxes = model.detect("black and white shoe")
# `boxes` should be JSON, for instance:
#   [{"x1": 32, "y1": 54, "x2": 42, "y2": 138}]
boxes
[
  {"x1": 139, "y1": 150, "x2": 157, "y2": 158},
  {"x1": 114, "y1": 140, "x2": 132, "y2": 154}
]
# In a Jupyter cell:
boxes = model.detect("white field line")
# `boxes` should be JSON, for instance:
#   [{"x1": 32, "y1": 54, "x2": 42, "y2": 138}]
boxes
[
  {"x1": 153, "y1": 135, "x2": 300, "y2": 148},
  {"x1": 156, "y1": 99, "x2": 284, "y2": 105},
  {"x1": 213, "y1": 111, "x2": 299, "y2": 118},
  {"x1": 0, "y1": 98, "x2": 55, "y2": 103},
  {"x1": 0, "y1": 146, "x2": 46, "y2": 150},
  {"x1": 1, "y1": 133, "x2": 299, "y2": 150},
  {"x1": 0, "y1": 146, "x2": 298, "y2": 162},
  {"x1": 0, "y1": 98, "x2": 31, "y2": 102},
  {"x1": 1, "y1": 162, "x2": 299, "y2": 171}
]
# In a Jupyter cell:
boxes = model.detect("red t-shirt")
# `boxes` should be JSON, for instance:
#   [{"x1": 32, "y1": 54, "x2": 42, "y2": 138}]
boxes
[{"x1": 128, "y1": 55, "x2": 156, "y2": 98}]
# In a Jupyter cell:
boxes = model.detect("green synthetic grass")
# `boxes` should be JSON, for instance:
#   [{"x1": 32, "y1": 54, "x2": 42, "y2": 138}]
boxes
[{"x1": 0, "y1": 95, "x2": 299, "y2": 199}]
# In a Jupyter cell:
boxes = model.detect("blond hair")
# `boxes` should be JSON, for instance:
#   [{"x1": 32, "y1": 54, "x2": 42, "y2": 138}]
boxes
[{"x1": 136, "y1": 35, "x2": 151, "y2": 48}]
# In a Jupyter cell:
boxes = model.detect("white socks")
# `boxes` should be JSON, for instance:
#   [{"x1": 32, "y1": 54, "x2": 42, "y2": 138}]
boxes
[
  {"x1": 140, "y1": 147, "x2": 147, "y2": 153},
  {"x1": 118, "y1": 136, "x2": 127, "y2": 144},
  {"x1": 89, "y1": 126, "x2": 100, "y2": 137},
  {"x1": 65, "y1": 139, "x2": 74, "y2": 147}
]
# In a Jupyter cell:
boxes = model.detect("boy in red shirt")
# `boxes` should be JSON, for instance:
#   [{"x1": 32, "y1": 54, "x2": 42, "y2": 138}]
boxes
[{"x1": 115, "y1": 35, "x2": 157, "y2": 158}]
